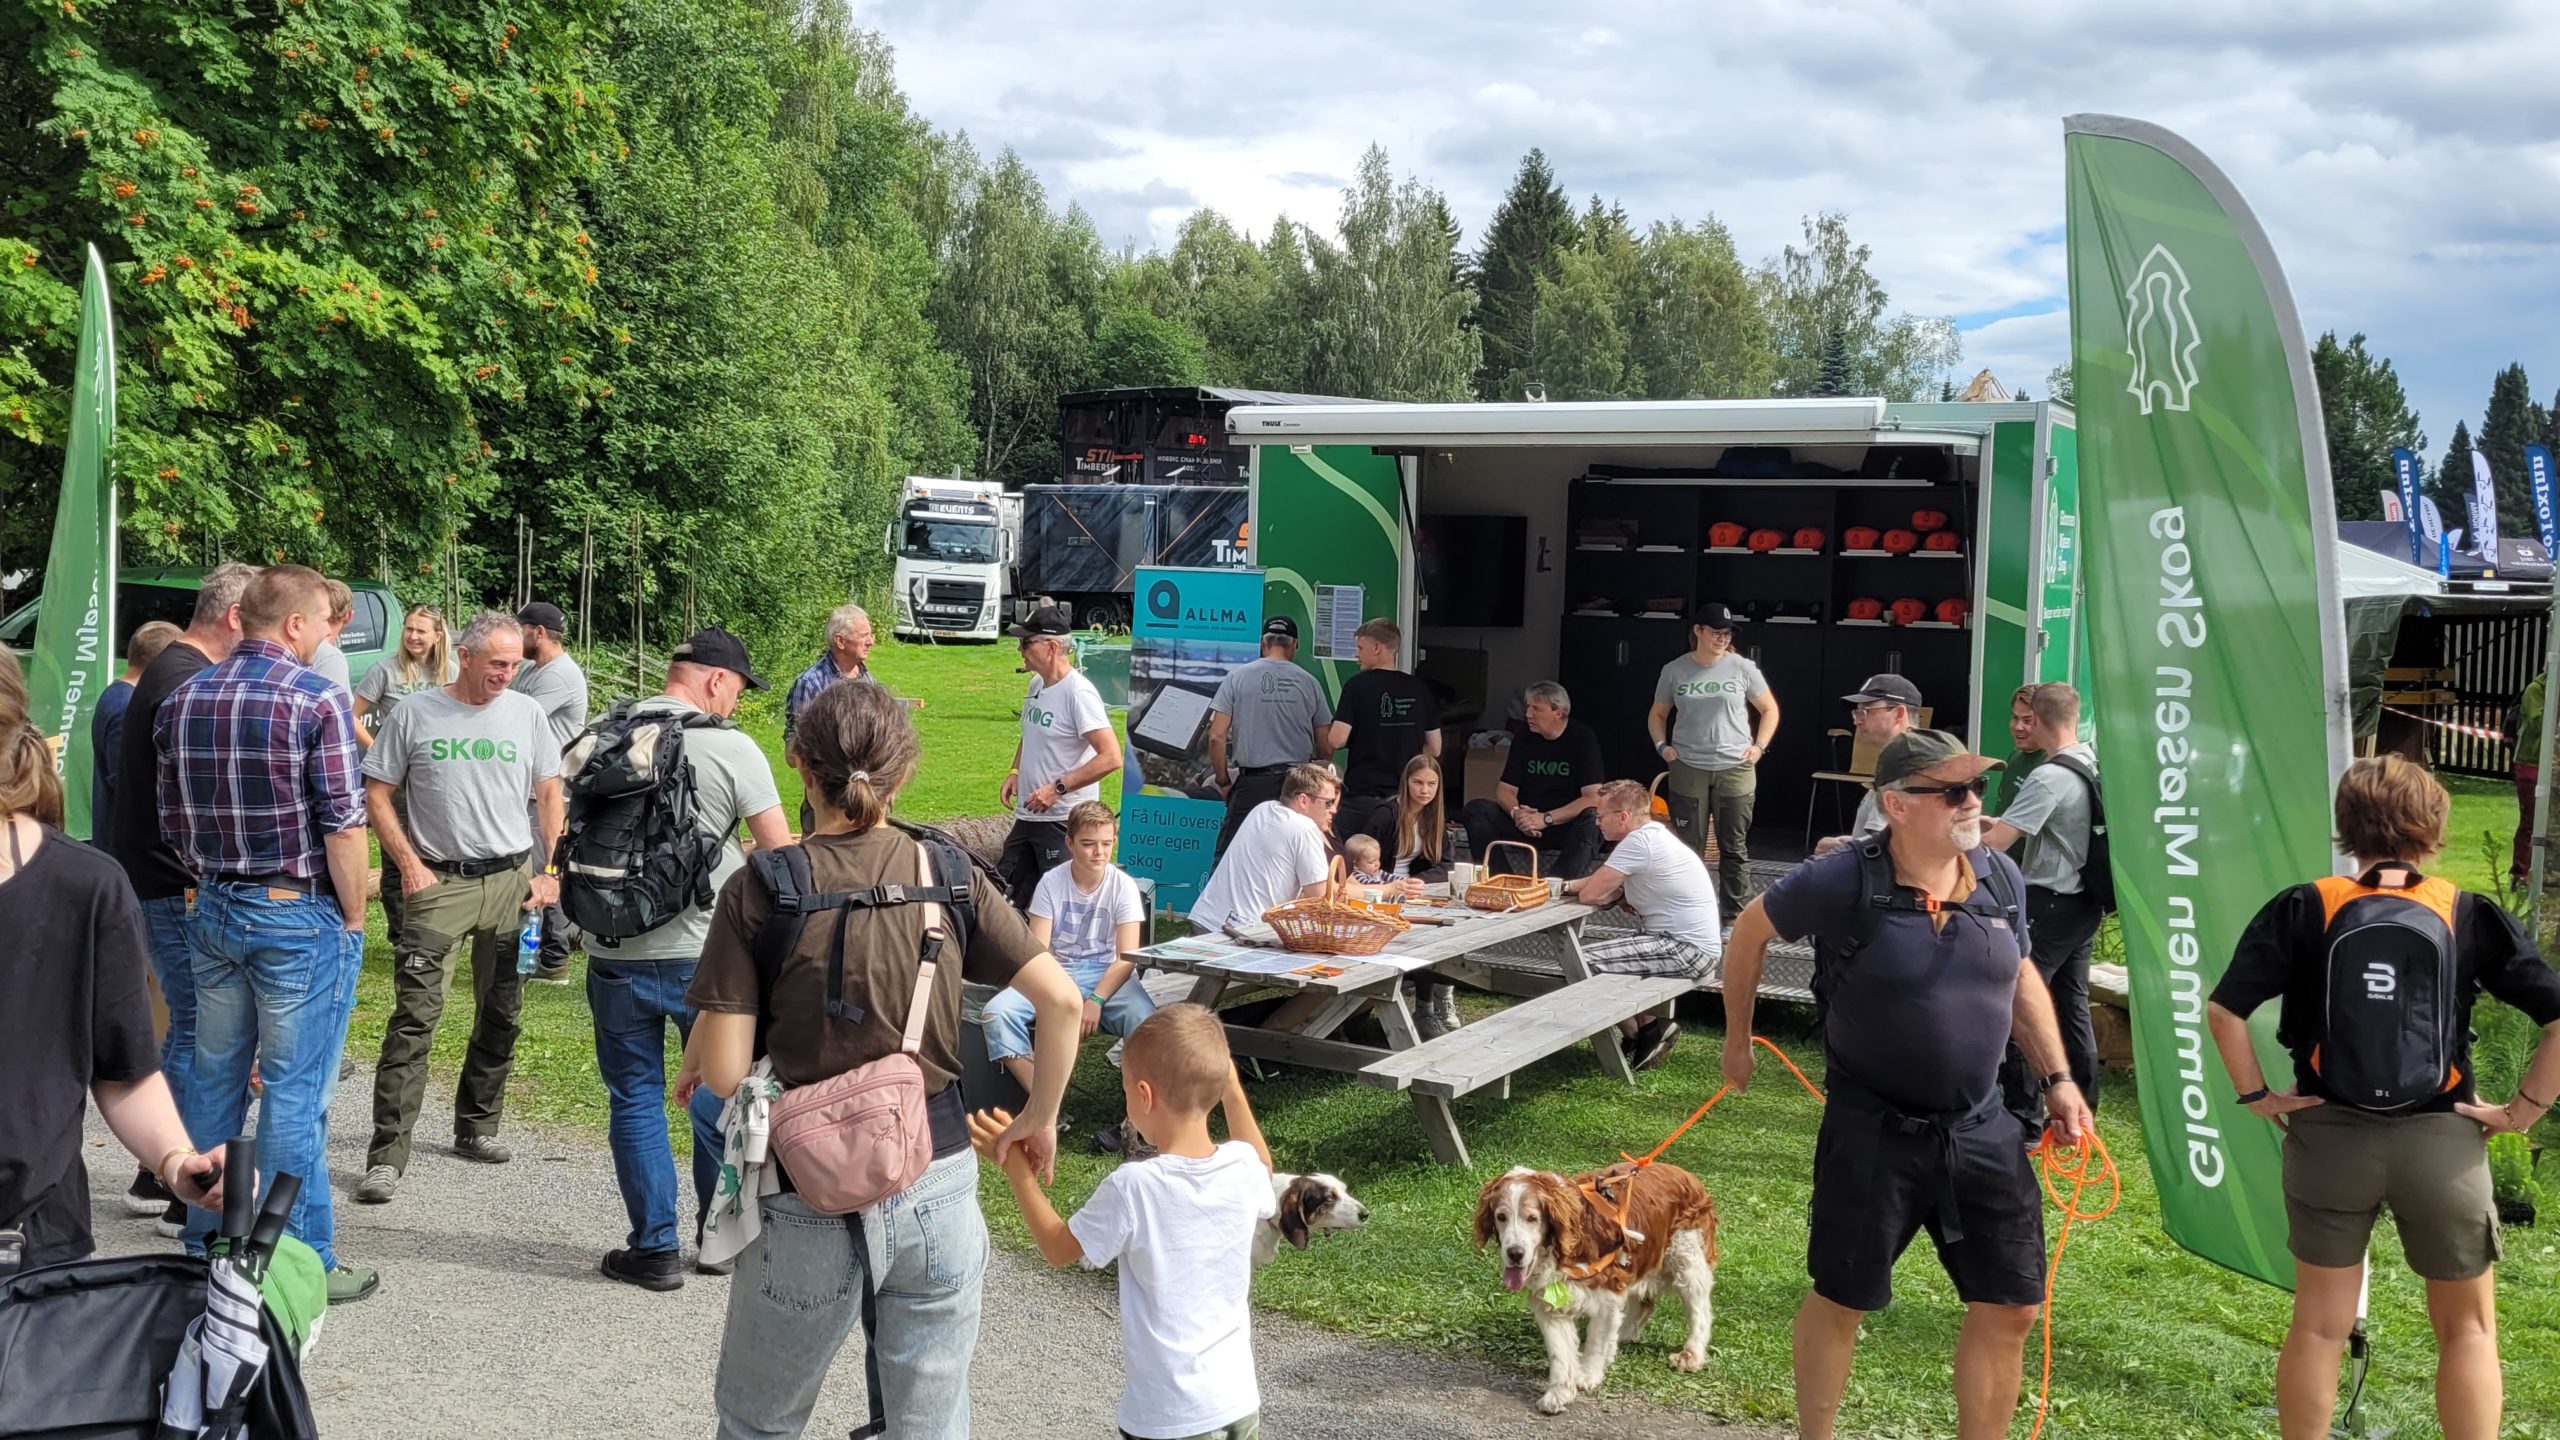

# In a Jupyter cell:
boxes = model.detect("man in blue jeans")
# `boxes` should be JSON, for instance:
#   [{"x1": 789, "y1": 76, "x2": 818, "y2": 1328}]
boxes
[
  {"x1": 156, "y1": 565, "x2": 378, "y2": 1305},
  {"x1": 584, "y1": 628, "x2": 789, "y2": 1290},
  {"x1": 105, "y1": 565, "x2": 254, "y2": 1234}
]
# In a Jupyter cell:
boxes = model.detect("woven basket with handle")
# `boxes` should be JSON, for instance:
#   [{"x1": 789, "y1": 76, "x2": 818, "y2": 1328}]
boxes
[
  {"x1": 1464, "y1": 840, "x2": 1553, "y2": 913},
  {"x1": 1264, "y1": 858, "x2": 1411, "y2": 956}
]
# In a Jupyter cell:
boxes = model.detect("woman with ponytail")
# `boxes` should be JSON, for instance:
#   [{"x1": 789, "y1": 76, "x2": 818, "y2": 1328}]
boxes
[
  {"x1": 683, "y1": 679, "x2": 1079, "y2": 1438},
  {"x1": 0, "y1": 648, "x2": 227, "y2": 1272}
]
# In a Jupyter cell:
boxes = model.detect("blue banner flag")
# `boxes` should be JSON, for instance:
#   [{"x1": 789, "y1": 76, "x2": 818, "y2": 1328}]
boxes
[
  {"x1": 2390, "y1": 446, "x2": 2425, "y2": 564},
  {"x1": 2526, "y1": 444, "x2": 2557, "y2": 558}
]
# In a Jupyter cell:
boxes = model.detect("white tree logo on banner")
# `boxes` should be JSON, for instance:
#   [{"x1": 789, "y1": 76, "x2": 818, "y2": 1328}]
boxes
[{"x1": 2123, "y1": 244, "x2": 2204, "y2": 414}]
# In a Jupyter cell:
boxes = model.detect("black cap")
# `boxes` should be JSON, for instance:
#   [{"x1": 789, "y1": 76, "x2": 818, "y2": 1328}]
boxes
[
  {"x1": 670, "y1": 626, "x2": 767, "y2": 690},
  {"x1": 1006, "y1": 605, "x2": 1073, "y2": 640},
  {"x1": 1690, "y1": 602, "x2": 1741, "y2": 630},
  {"x1": 517, "y1": 601, "x2": 566, "y2": 632},
  {"x1": 1843, "y1": 673, "x2": 1924, "y2": 708},
  {"x1": 1263, "y1": 615, "x2": 1299, "y2": 642},
  {"x1": 1872, "y1": 729, "x2": 2003, "y2": 790}
]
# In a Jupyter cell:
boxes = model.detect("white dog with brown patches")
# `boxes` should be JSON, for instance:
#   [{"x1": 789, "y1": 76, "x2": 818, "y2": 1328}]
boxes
[{"x1": 1473, "y1": 1162, "x2": 1718, "y2": 1414}]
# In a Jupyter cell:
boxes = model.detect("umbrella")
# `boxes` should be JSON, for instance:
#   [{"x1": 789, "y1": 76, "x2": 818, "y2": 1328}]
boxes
[{"x1": 157, "y1": 1139, "x2": 299, "y2": 1440}]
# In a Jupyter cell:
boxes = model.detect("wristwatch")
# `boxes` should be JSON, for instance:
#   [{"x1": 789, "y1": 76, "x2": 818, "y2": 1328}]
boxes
[
  {"x1": 2043, "y1": 1070, "x2": 2070, "y2": 1090},
  {"x1": 1540, "y1": 811, "x2": 1553, "y2": 826},
  {"x1": 1655, "y1": 741, "x2": 1673, "y2": 758},
  {"x1": 2233, "y1": 1086, "x2": 2270, "y2": 1106}
]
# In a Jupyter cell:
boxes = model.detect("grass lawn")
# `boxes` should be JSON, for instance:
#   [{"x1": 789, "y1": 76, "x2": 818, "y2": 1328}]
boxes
[{"x1": 344, "y1": 644, "x2": 2560, "y2": 1437}]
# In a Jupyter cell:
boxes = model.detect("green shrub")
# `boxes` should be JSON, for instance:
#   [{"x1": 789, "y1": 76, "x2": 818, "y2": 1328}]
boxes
[{"x1": 2487, "y1": 1131, "x2": 2541, "y2": 1213}]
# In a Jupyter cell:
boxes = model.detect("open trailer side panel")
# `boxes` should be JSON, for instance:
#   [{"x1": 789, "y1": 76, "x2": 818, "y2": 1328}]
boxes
[
  {"x1": 1974, "y1": 419, "x2": 2039, "y2": 745},
  {"x1": 1249, "y1": 444, "x2": 1407, "y2": 708}
]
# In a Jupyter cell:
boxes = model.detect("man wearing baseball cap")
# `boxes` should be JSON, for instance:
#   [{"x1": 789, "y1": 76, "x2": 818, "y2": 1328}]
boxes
[
  {"x1": 1208, "y1": 615, "x2": 1332, "y2": 858},
  {"x1": 1648, "y1": 601, "x2": 1778, "y2": 918},
  {"x1": 1814, "y1": 674, "x2": 1923, "y2": 856},
  {"x1": 511, "y1": 601, "x2": 588, "y2": 980},
  {"x1": 1718, "y1": 729, "x2": 2091, "y2": 1440},
  {"x1": 585, "y1": 627, "x2": 791, "y2": 1289},
  {"x1": 998, "y1": 605, "x2": 1122, "y2": 909}
]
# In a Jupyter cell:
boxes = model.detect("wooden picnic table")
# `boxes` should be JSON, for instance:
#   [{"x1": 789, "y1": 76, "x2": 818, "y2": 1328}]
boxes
[{"x1": 1125, "y1": 892, "x2": 1687, "y2": 1165}]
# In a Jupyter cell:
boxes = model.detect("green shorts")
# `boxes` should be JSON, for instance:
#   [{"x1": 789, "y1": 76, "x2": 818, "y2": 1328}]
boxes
[{"x1": 2281, "y1": 1105, "x2": 2502, "y2": 1282}]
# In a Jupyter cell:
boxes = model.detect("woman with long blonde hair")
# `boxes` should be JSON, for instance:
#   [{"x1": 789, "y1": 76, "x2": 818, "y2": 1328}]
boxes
[
  {"x1": 0, "y1": 647, "x2": 228, "y2": 1270},
  {"x1": 1360, "y1": 755, "x2": 1461, "y2": 1036},
  {"x1": 351, "y1": 604, "x2": 455, "y2": 748}
]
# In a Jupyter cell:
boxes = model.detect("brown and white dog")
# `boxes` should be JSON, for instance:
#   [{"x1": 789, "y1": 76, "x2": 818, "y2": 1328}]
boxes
[
  {"x1": 1252, "y1": 1172, "x2": 1369, "y2": 1269},
  {"x1": 1473, "y1": 1162, "x2": 1718, "y2": 1414}
]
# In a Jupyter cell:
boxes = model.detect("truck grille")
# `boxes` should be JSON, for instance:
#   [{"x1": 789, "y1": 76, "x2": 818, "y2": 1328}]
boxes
[{"x1": 917, "y1": 579, "x2": 984, "y2": 623}]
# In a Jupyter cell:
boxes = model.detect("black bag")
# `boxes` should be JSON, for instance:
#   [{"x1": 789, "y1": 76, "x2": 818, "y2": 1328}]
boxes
[
  {"x1": 2040, "y1": 753, "x2": 2116, "y2": 914},
  {"x1": 743, "y1": 821, "x2": 987, "y2": 1055},
  {"x1": 0, "y1": 1252, "x2": 319, "y2": 1439},
  {"x1": 555, "y1": 701, "x2": 735, "y2": 942},
  {"x1": 2309, "y1": 868, "x2": 2463, "y2": 1112}
]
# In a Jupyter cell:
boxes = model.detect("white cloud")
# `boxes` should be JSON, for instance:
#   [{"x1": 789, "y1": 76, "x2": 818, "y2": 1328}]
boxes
[{"x1": 857, "y1": 0, "x2": 2560, "y2": 442}]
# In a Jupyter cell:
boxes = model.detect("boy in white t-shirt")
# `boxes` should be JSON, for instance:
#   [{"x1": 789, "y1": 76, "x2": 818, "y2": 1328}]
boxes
[
  {"x1": 1567, "y1": 779, "x2": 1724, "y2": 1072},
  {"x1": 982, "y1": 801, "x2": 1155, "y2": 1101},
  {"x1": 972, "y1": 1006, "x2": 1276, "y2": 1440}
]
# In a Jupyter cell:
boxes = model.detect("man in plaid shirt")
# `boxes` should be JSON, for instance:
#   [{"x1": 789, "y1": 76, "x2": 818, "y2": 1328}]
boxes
[
  {"x1": 156, "y1": 564, "x2": 379, "y2": 1304},
  {"x1": 782, "y1": 602, "x2": 878, "y2": 833}
]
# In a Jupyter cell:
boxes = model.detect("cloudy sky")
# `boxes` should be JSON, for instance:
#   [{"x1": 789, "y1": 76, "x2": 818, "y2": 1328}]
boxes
[{"x1": 859, "y1": 0, "x2": 2559, "y2": 454}]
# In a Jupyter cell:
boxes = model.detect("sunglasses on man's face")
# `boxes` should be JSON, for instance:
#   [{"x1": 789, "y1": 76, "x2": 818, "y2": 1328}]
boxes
[{"x1": 1896, "y1": 776, "x2": 1990, "y2": 807}]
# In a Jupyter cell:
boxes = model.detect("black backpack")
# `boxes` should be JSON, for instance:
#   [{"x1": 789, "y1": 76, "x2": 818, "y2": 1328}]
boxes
[
  {"x1": 744, "y1": 822, "x2": 986, "y2": 1054},
  {"x1": 2308, "y1": 868, "x2": 2463, "y2": 1112},
  {"x1": 555, "y1": 701, "x2": 735, "y2": 942},
  {"x1": 2039, "y1": 753, "x2": 2116, "y2": 914}
]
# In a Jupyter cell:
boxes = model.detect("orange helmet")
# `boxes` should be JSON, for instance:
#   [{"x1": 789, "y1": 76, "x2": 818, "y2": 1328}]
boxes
[
  {"x1": 1923, "y1": 531, "x2": 1962, "y2": 552},
  {"x1": 1847, "y1": 596, "x2": 1885, "y2": 621},
  {"x1": 1889, "y1": 597, "x2": 1928, "y2": 625},
  {"x1": 1708, "y1": 521, "x2": 1747, "y2": 549},
  {"x1": 1935, "y1": 598, "x2": 1972, "y2": 626},
  {"x1": 1881, "y1": 528, "x2": 1920, "y2": 554},
  {"x1": 1912, "y1": 508, "x2": 1950, "y2": 532},
  {"x1": 1791, "y1": 527, "x2": 1827, "y2": 551},
  {"x1": 1843, "y1": 525, "x2": 1881, "y2": 551},
  {"x1": 1746, "y1": 527, "x2": 1785, "y2": 552}
]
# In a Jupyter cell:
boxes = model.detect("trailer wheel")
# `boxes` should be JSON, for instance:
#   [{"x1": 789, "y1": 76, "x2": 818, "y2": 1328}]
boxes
[{"x1": 1078, "y1": 599, "x2": 1130, "y2": 631}]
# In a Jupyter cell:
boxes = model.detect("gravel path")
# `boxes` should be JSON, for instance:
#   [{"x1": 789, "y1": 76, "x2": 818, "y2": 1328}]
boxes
[{"x1": 89, "y1": 1076, "x2": 1766, "y2": 1439}]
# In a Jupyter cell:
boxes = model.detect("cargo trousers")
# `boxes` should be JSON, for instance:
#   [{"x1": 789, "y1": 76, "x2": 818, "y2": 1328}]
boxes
[{"x1": 368, "y1": 861, "x2": 535, "y2": 1172}]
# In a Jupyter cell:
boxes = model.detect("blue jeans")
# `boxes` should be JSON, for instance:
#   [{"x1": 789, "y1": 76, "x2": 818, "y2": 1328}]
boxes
[
  {"x1": 588, "y1": 958, "x2": 715, "y2": 1254},
  {"x1": 138, "y1": 895, "x2": 207, "y2": 1153},
  {"x1": 184, "y1": 884, "x2": 362, "y2": 1272},
  {"x1": 712, "y1": 1151, "x2": 986, "y2": 1440},
  {"x1": 979, "y1": 958, "x2": 1157, "y2": 1063}
]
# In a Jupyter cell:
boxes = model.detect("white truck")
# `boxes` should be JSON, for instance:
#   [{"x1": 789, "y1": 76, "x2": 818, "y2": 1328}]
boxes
[{"x1": 887, "y1": 476, "x2": 1021, "y2": 641}]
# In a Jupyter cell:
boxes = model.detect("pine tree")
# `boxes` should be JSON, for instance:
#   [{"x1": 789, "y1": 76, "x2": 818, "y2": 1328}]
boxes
[
  {"x1": 1940, "y1": 377, "x2": 1956, "y2": 402},
  {"x1": 2310, "y1": 332, "x2": 2425, "y2": 523},
  {"x1": 2435, "y1": 420, "x2": 2476, "y2": 541},
  {"x1": 2479, "y1": 363, "x2": 2539, "y2": 533},
  {"x1": 1813, "y1": 326, "x2": 1853, "y2": 397},
  {"x1": 1471, "y1": 150, "x2": 1578, "y2": 401}
]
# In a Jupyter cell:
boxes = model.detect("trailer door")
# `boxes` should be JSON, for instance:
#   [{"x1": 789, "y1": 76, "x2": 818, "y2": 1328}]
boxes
[{"x1": 1250, "y1": 444, "x2": 1409, "y2": 706}]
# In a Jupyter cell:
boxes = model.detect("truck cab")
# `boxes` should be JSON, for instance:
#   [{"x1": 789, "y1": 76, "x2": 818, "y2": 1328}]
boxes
[{"x1": 888, "y1": 477, "x2": 1017, "y2": 641}]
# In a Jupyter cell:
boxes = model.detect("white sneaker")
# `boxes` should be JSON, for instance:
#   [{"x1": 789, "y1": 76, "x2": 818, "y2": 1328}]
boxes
[{"x1": 1432, "y1": 986, "x2": 1463, "y2": 1033}]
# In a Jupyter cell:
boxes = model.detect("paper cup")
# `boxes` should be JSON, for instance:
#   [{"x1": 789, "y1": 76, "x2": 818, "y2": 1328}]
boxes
[
  {"x1": 1546, "y1": 877, "x2": 1565, "y2": 901},
  {"x1": 1451, "y1": 863, "x2": 1476, "y2": 892}
]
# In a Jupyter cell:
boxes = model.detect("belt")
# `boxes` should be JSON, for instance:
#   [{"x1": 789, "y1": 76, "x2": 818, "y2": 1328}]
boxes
[
  {"x1": 207, "y1": 871, "x2": 321, "y2": 895},
  {"x1": 1238, "y1": 762, "x2": 1293, "y2": 776},
  {"x1": 427, "y1": 851, "x2": 530, "y2": 879}
]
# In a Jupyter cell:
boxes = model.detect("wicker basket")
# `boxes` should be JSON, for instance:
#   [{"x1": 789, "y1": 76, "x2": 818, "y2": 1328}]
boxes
[
  {"x1": 1264, "y1": 859, "x2": 1411, "y2": 956},
  {"x1": 1465, "y1": 841, "x2": 1553, "y2": 913}
]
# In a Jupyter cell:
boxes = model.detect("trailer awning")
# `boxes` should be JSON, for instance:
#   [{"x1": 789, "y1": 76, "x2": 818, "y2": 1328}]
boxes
[{"x1": 1223, "y1": 399, "x2": 1983, "y2": 454}]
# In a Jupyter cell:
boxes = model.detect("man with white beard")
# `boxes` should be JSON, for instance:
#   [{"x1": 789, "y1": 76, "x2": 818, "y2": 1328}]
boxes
[{"x1": 1714, "y1": 729, "x2": 2092, "y2": 1440}]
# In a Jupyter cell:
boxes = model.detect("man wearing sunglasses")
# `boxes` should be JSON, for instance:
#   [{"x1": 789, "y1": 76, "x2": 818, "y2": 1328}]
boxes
[
  {"x1": 1813, "y1": 673, "x2": 1922, "y2": 856},
  {"x1": 1716, "y1": 729, "x2": 2091, "y2": 1440}
]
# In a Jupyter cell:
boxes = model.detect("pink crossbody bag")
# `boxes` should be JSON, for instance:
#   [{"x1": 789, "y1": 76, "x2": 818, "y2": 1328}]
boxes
[{"x1": 765, "y1": 840, "x2": 950, "y2": 1215}]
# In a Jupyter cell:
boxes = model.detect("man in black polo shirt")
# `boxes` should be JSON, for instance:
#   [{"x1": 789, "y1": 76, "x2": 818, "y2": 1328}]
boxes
[
  {"x1": 1718, "y1": 730, "x2": 2091, "y2": 1440},
  {"x1": 1326, "y1": 617, "x2": 1440, "y2": 842},
  {"x1": 1459, "y1": 680, "x2": 1605, "y2": 878}
]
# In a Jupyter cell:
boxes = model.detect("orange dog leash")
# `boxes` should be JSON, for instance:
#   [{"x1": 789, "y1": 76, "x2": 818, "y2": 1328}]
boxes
[{"x1": 1619, "y1": 1034, "x2": 2118, "y2": 1440}]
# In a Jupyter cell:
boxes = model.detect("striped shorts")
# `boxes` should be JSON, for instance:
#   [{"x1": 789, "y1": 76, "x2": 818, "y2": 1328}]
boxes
[{"x1": 1583, "y1": 930, "x2": 1715, "y2": 979}]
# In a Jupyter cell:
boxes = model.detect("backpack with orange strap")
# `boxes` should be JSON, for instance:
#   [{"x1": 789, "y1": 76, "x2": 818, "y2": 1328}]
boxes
[{"x1": 2308, "y1": 866, "x2": 2463, "y2": 1112}]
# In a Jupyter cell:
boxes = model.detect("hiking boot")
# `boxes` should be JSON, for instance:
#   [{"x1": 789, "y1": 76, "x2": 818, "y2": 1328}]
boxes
[
  {"x1": 453, "y1": 1134, "x2": 513, "y2": 1164},
  {"x1": 601, "y1": 1247, "x2": 684, "y2": 1292},
  {"x1": 694, "y1": 1251, "x2": 735, "y2": 1278},
  {"x1": 1431, "y1": 985, "x2": 1462, "y2": 1034},
  {"x1": 355, "y1": 1164, "x2": 400, "y2": 1204},
  {"x1": 326, "y1": 1263, "x2": 381, "y2": 1305},
  {"x1": 155, "y1": 1198, "x2": 187, "y2": 1238},
  {"x1": 531, "y1": 961, "x2": 574, "y2": 985},
  {"x1": 1625, "y1": 1017, "x2": 1681, "y2": 1072},
  {"x1": 123, "y1": 1166, "x2": 174, "y2": 1216},
  {"x1": 1415, "y1": 1002, "x2": 1450, "y2": 1041}
]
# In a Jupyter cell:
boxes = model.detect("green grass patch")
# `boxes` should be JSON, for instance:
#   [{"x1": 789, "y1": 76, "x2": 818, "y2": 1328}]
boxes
[{"x1": 351, "y1": 649, "x2": 2560, "y2": 1435}]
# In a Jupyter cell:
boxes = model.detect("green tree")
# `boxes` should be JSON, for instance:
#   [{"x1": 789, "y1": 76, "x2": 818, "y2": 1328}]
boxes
[
  {"x1": 2435, "y1": 419, "x2": 2475, "y2": 539},
  {"x1": 2309, "y1": 332, "x2": 2423, "y2": 523},
  {"x1": 2046, "y1": 361, "x2": 2074, "y2": 405},
  {"x1": 2478, "y1": 362, "x2": 2539, "y2": 533},
  {"x1": 1301, "y1": 146, "x2": 1478, "y2": 402},
  {"x1": 928, "y1": 148, "x2": 1104, "y2": 488},
  {"x1": 1470, "y1": 149, "x2": 1575, "y2": 401},
  {"x1": 1087, "y1": 298, "x2": 1204, "y2": 388},
  {"x1": 1813, "y1": 326, "x2": 1852, "y2": 397},
  {"x1": 1625, "y1": 217, "x2": 1771, "y2": 399},
  {"x1": 1527, "y1": 244, "x2": 1629, "y2": 400},
  {"x1": 1760, "y1": 213, "x2": 1959, "y2": 401}
]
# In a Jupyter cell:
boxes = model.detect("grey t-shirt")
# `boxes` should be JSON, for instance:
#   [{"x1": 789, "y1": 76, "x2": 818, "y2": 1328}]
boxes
[
  {"x1": 588, "y1": 697, "x2": 785, "y2": 961},
  {"x1": 1851, "y1": 788, "x2": 1885, "y2": 842},
  {"x1": 364, "y1": 688, "x2": 564, "y2": 863},
  {"x1": 1998, "y1": 741, "x2": 2097, "y2": 893},
  {"x1": 1653, "y1": 652, "x2": 1769, "y2": 769},
  {"x1": 1211, "y1": 656, "x2": 1329, "y2": 770},
  {"x1": 512, "y1": 653, "x2": 590, "y2": 747},
  {"x1": 354, "y1": 657, "x2": 459, "y2": 734},
  {"x1": 311, "y1": 641, "x2": 351, "y2": 694}
]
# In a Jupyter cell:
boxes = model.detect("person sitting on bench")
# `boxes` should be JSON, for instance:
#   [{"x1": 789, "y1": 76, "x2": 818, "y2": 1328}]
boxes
[
  {"x1": 1567, "y1": 780, "x2": 1721, "y2": 1072},
  {"x1": 1461, "y1": 682, "x2": 1604, "y2": 879}
]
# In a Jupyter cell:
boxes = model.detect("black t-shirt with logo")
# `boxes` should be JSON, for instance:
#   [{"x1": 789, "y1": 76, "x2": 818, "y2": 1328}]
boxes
[
  {"x1": 1333, "y1": 668, "x2": 1440, "y2": 796},
  {"x1": 110, "y1": 640, "x2": 212, "y2": 901},
  {"x1": 1502, "y1": 720, "x2": 1607, "y2": 814}
]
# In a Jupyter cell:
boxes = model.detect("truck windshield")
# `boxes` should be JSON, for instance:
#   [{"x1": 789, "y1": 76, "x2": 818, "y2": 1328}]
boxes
[{"x1": 901, "y1": 518, "x2": 997, "y2": 563}]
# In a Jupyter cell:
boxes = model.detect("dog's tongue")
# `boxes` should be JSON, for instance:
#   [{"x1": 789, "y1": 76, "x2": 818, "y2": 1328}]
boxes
[{"x1": 1501, "y1": 1263, "x2": 1527, "y2": 1292}]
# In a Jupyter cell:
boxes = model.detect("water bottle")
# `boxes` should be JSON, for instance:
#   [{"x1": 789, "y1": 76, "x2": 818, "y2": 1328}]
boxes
[{"x1": 516, "y1": 914, "x2": 542, "y2": 977}]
